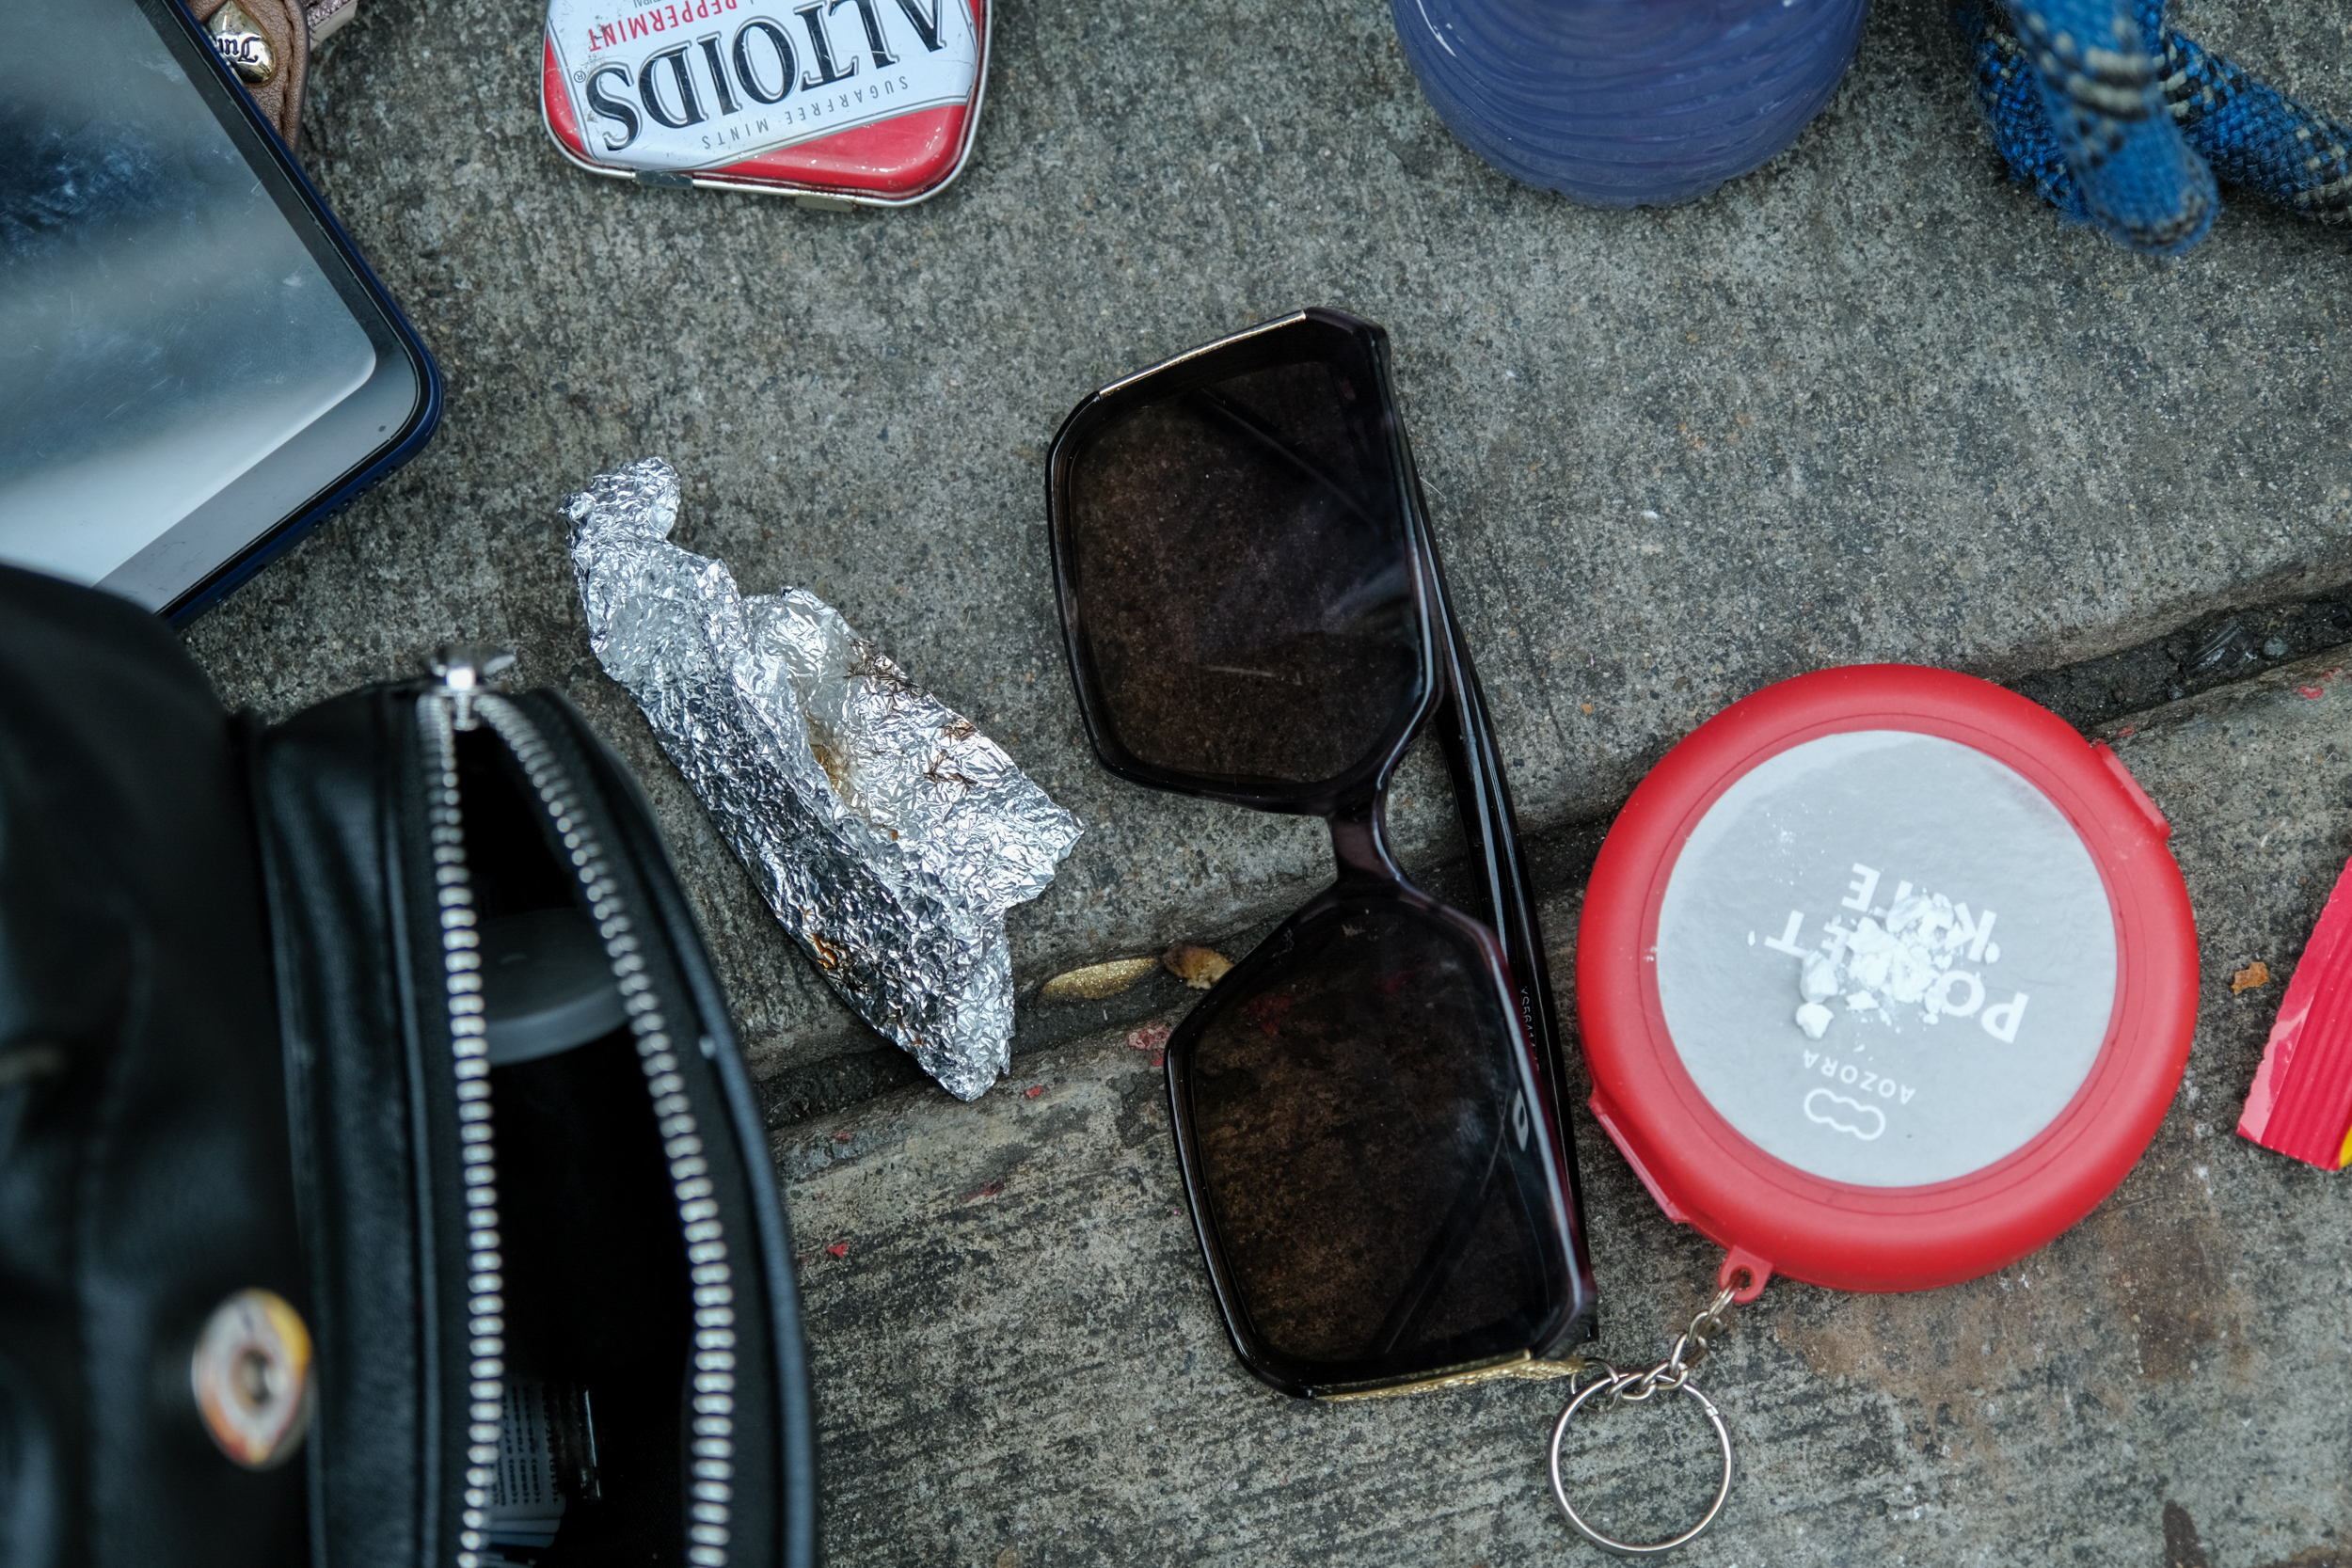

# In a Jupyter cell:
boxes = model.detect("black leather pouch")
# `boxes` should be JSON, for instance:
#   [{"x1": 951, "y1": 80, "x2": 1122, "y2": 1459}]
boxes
[{"x1": 0, "y1": 566, "x2": 817, "y2": 1568}]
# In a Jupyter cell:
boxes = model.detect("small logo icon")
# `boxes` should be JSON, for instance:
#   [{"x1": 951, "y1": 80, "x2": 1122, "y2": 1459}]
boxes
[
  {"x1": 1510, "y1": 1091, "x2": 1531, "y2": 1151},
  {"x1": 205, "y1": 0, "x2": 278, "y2": 86},
  {"x1": 1804, "y1": 1088, "x2": 1886, "y2": 1141}
]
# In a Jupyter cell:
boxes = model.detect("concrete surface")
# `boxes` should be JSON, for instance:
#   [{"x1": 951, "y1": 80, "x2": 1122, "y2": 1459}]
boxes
[
  {"x1": 776, "y1": 656, "x2": 2352, "y2": 1568},
  {"x1": 182, "y1": 0, "x2": 2352, "y2": 1086},
  {"x1": 148, "y1": 0, "x2": 2352, "y2": 1557}
]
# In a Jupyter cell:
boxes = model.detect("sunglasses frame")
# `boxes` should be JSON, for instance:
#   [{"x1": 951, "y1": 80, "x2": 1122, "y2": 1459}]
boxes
[{"x1": 1045, "y1": 308, "x2": 1597, "y2": 1398}]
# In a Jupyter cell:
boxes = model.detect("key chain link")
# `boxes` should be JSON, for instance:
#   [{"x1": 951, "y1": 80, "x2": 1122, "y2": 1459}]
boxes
[
  {"x1": 1548, "y1": 1277, "x2": 1749, "y2": 1556},
  {"x1": 1613, "y1": 1284, "x2": 1739, "y2": 1405}
]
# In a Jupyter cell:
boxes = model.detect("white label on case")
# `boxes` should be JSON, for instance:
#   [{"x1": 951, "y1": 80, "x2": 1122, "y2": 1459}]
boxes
[
  {"x1": 484, "y1": 1382, "x2": 566, "y2": 1560},
  {"x1": 1654, "y1": 731, "x2": 2118, "y2": 1189}
]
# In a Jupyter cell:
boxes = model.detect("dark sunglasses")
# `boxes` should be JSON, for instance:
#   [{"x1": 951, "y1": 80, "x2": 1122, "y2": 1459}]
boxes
[{"x1": 1046, "y1": 308, "x2": 1597, "y2": 1399}]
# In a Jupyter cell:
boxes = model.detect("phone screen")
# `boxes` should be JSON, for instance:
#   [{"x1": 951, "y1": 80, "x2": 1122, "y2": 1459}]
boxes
[{"x1": 0, "y1": 0, "x2": 431, "y2": 615}]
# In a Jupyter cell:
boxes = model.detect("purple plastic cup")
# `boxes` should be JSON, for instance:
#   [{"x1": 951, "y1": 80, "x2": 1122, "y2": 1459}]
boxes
[{"x1": 1391, "y1": 0, "x2": 1869, "y2": 208}]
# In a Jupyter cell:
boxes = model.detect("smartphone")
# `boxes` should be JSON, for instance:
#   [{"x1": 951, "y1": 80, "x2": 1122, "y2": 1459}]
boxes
[{"x1": 0, "y1": 0, "x2": 440, "y2": 623}]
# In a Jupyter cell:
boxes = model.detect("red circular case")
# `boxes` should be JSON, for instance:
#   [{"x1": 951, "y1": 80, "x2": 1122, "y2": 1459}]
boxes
[{"x1": 1577, "y1": 665, "x2": 2197, "y2": 1299}]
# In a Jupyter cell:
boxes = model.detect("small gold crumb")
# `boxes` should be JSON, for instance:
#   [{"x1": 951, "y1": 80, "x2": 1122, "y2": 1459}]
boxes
[
  {"x1": 1038, "y1": 957, "x2": 1160, "y2": 1003},
  {"x1": 1163, "y1": 942, "x2": 1233, "y2": 990},
  {"x1": 2232, "y1": 961, "x2": 2270, "y2": 994}
]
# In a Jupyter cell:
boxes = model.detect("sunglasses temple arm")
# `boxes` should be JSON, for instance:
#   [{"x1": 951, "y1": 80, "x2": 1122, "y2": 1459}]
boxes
[
  {"x1": 1430, "y1": 609, "x2": 1571, "y2": 1124},
  {"x1": 1184, "y1": 377, "x2": 1565, "y2": 1083},
  {"x1": 1352, "y1": 615, "x2": 1594, "y2": 1362}
]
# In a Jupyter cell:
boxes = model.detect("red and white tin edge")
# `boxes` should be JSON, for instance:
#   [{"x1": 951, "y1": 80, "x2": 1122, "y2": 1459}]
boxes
[{"x1": 540, "y1": 0, "x2": 991, "y2": 206}]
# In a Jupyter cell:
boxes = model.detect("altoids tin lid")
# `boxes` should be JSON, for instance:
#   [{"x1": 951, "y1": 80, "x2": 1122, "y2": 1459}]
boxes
[
  {"x1": 541, "y1": 0, "x2": 990, "y2": 205},
  {"x1": 1577, "y1": 665, "x2": 2197, "y2": 1295}
]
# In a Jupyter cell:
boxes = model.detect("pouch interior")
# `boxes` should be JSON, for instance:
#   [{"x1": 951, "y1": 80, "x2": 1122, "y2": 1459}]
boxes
[{"x1": 456, "y1": 729, "x2": 695, "y2": 1568}]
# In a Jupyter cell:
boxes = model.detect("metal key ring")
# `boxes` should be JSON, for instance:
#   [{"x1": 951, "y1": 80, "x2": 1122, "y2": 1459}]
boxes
[{"x1": 1548, "y1": 1371, "x2": 1735, "y2": 1557}]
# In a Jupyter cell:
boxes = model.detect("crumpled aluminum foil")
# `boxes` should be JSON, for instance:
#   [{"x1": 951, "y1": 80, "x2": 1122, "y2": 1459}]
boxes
[{"x1": 566, "y1": 456, "x2": 1082, "y2": 1101}]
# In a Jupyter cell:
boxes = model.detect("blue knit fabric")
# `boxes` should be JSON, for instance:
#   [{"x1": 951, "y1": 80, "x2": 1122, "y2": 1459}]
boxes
[
  {"x1": 2160, "y1": 25, "x2": 2352, "y2": 225},
  {"x1": 1960, "y1": 0, "x2": 2352, "y2": 253}
]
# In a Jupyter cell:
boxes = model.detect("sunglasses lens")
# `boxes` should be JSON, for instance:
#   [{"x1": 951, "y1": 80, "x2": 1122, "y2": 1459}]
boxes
[
  {"x1": 1062, "y1": 356, "x2": 1424, "y2": 788},
  {"x1": 1182, "y1": 903, "x2": 1569, "y2": 1379}
]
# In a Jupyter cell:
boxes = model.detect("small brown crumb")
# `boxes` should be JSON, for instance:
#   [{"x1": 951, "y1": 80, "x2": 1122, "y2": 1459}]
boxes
[
  {"x1": 1581, "y1": 703, "x2": 1594, "y2": 714},
  {"x1": 2232, "y1": 961, "x2": 2271, "y2": 994},
  {"x1": 1163, "y1": 942, "x2": 1232, "y2": 990},
  {"x1": 1039, "y1": 956, "x2": 1159, "y2": 1003}
]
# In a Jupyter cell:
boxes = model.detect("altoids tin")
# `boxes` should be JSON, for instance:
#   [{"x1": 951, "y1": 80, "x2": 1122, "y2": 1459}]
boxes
[
  {"x1": 541, "y1": 0, "x2": 989, "y2": 205},
  {"x1": 1577, "y1": 665, "x2": 2199, "y2": 1296}
]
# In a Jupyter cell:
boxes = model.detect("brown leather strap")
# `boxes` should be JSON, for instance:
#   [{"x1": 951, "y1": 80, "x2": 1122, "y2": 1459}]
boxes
[{"x1": 187, "y1": 0, "x2": 309, "y2": 150}]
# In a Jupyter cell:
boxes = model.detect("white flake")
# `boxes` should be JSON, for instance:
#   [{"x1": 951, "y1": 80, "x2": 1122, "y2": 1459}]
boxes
[{"x1": 1786, "y1": 889, "x2": 2001, "y2": 1039}]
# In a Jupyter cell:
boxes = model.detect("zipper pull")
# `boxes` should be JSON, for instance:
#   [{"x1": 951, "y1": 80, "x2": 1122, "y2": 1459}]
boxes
[{"x1": 428, "y1": 644, "x2": 516, "y2": 732}]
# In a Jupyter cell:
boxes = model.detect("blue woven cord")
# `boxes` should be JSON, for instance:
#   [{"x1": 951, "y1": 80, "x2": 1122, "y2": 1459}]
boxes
[
  {"x1": 2158, "y1": 25, "x2": 2352, "y2": 225},
  {"x1": 1960, "y1": 0, "x2": 2351, "y2": 252},
  {"x1": 1960, "y1": 0, "x2": 2215, "y2": 253}
]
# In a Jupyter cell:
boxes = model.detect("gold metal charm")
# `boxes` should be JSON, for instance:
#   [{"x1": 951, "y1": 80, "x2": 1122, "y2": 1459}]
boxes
[
  {"x1": 206, "y1": 1, "x2": 278, "y2": 86},
  {"x1": 191, "y1": 1288, "x2": 313, "y2": 1469}
]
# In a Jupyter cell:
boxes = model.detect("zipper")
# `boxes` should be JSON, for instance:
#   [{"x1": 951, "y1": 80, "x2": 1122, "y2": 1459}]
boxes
[
  {"x1": 417, "y1": 689, "x2": 507, "y2": 1568},
  {"x1": 459, "y1": 689, "x2": 739, "y2": 1568}
]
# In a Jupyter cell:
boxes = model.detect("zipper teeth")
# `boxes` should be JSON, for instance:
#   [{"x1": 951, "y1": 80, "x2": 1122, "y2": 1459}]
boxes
[
  {"x1": 474, "y1": 693, "x2": 736, "y2": 1568},
  {"x1": 419, "y1": 694, "x2": 506, "y2": 1568}
]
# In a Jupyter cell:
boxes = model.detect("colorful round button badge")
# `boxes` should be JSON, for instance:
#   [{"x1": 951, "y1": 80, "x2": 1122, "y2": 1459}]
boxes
[
  {"x1": 1554, "y1": 665, "x2": 2198, "y2": 1553},
  {"x1": 192, "y1": 1288, "x2": 314, "y2": 1470}
]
